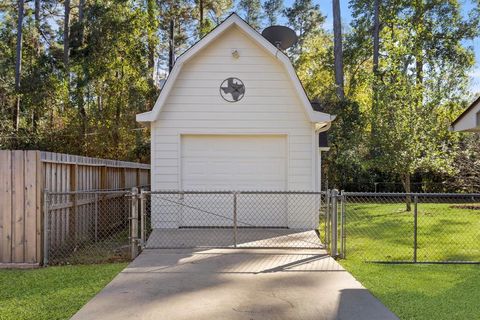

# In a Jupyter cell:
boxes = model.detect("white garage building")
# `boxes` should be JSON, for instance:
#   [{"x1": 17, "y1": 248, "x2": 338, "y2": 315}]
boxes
[
  {"x1": 450, "y1": 96, "x2": 480, "y2": 132},
  {"x1": 137, "y1": 14, "x2": 334, "y2": 230}
]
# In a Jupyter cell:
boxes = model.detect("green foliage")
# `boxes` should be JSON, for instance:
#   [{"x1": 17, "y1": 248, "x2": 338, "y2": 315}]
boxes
[
  {"x1": 284, "y1": 0, "x2": 325, "y2": 55},
  {"x1": 447, "y1": 133, "x2": 480, "y2": 192},
  {"x1": 344, "y1": 0, "x2": 480, "y2": 191},
  {"x1": 237, "y1": 0, "x2": 261, "y2": 29},
  {"x1": 197, "y1": 0, "x2": 234, "y2": 36},
  {"x1": 0, "y1": 0, "x2": 234, "y2": 162},
  {"x1": 0, "y1": 0, "x2": 478, "y2": 190},
  {"x1": 0, "y1": 263, "x2": 127, "y2": 320},
  {"x1": 262, "y1": 0, "x2": 283, "y2": 26}
]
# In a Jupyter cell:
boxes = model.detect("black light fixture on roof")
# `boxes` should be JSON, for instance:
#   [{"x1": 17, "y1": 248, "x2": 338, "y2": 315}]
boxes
[{"x1": 261, "y1": 26, "x2": 298, "y2": 50}]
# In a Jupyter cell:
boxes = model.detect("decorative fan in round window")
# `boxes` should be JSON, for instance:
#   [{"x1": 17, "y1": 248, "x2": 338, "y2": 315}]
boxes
[{"x1": 220, "y1": 77, "x2": 245, "y2": 102}]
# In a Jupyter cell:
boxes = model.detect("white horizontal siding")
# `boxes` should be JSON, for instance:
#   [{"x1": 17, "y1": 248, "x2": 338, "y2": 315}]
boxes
[
  {"x1": 169, "y1": 87, "x2": 296, "y2": 97},
  {"x1": 453, "y1": 102, "x2": 480, "y2": 132},
  {"x1": 165, "y1": 95, "x2": 298, "y2": 105},
  {"x1": 152, "y1": 25, "x2": 315, "y2": 192},
  {"x1": 177, "y1": 72, "x2": 287, "y2": 81},
  {"x1": 174, "y1": 79, "x2": 292, "y2": 89},
  {"x1": 158, "y1": 112, "x2": 306, "y2": 121}
]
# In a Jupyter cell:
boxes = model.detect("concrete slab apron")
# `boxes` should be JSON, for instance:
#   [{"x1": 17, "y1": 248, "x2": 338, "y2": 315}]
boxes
[{"x1": 71, "y1": 249, "x2": 399, "y2": 320}]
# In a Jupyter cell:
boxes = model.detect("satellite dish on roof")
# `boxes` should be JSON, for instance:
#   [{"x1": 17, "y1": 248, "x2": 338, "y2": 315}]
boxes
[{"x1": 261, "y1": 26, "x2": 298, "y2": 50}]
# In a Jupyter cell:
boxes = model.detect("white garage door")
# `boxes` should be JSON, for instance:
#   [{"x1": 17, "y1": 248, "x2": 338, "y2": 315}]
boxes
[{"x1": 180, "y1": 135, "x2": 287, "y2": 227}]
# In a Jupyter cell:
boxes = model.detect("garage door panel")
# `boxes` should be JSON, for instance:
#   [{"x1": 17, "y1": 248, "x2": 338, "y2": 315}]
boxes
[
  {"x1": 237, "y1": 194, "x2": 287, "y2": 227},
  {"x1": 181, "y1": 135, "x2": 287, "y2": 227},
  {"x1": 181, "y1": 194, "x2": 234, "y2": 227}
]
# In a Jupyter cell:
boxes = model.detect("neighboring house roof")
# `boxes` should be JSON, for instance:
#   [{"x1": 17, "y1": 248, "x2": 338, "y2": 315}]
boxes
[
  {"x1": 450, "y1": 96, "x2": 480, "y2": 132},
  {"x1": 136, "y1": 13, "x2": 335, "y2": 125}
]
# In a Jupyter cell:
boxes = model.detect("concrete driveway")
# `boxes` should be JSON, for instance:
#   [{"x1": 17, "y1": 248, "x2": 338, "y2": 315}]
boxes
[{"x1": 71, "y1": 249, "x2": 398, "y2": 320}]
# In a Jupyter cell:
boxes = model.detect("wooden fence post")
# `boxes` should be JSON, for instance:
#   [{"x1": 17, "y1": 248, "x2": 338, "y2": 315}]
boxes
[
  {"x1": 100, "y1": 166, "x2": 107, "y2": 190},
  {"x1": 0, "y1": 150, "x2": 12, "y2": 263},
  {"x1": 69, "y1": 164, "x2": 77, "y2": 243},
  {"x1": 121, "y1": 168, "x2": 126, "y2": 189},
  {"x1": 136, "y1": 168, "x2": 140, "y2": 187}
]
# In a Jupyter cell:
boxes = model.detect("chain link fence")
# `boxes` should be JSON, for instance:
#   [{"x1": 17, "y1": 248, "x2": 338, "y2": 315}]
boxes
[
  {"x1": 44, "y1": 190, "x2": 135, "y2": 265},
  {"x1": 44, "y1": 188, "x2": 480, "y2": 265},
  {"x1": 340, "y1": 192, "x2": 480, "y2": 263},
  {"x1": 142, "y1": 191, "x2": 327, "y2": 249}
]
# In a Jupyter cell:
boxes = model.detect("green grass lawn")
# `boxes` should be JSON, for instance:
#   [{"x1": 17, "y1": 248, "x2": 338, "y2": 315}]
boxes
[
  {"x1": 341, "y1": 261, "x2": 480, "y2": 320},
  {"x1": 0, "y1": 263, "x2": 127, "y2": 320},
  {"x1": 337, "y1": 200, "x2": 480, "y2": 319},
  {"x1": 344, "y1": 202, "x2": 480, "y2": 262}
]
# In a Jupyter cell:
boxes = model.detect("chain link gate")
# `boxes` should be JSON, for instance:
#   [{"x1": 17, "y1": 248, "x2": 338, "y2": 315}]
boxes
[
  {"x1": 138, "y1": 191, "x2": 332, "y2": 251},
  {"x1": 43, "y1": 188, "x2": 479, "y2": 265}
]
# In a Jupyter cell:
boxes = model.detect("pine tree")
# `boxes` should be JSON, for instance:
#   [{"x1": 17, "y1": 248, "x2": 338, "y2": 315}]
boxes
[
  {"x1": 262, "y1": 0, "x2": 283, "y2": 26},
  {"x1": 238, "y1": 0, "x2": 261, "y2": 30}
]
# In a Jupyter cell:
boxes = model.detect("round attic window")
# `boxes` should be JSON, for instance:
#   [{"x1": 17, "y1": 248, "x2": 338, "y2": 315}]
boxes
[{"x1": 220, "y1": 77, "x2": 245, "y2": 102}]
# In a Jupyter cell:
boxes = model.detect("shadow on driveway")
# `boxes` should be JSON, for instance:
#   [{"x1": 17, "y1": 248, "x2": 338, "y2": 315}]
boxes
[{"x1": 71, "y1": 248, "x2": 398, "y2": 320}]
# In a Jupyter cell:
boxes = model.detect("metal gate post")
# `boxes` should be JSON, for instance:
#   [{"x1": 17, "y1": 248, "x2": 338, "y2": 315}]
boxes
[
  {"x1": 325, "y1": 189, "x2": 330, "y2": 249},
  {"x1": 413, "y1": 195, "x2": 418, "y2": 263},
  {"x1": 331, "y1": 189, "x2": 339, "y2": 258},
  {"x1": 140, "y1": 189, "x2": 146, "y2": 248},
  {"x1": 94, "y1": 193, "x2": 98, "y2": 243},
  {"x1": 130, "y1": 187, "x2": 139, "y2": 259},
  {"x1": 233, "y1": 192, "x2": 238, "y2": 248},
  {"x1": 340, "y1": 191, "x2": 346, "y2": 259},
  {"x1": 43, "y1": 190, "x2": 50, "y2": 266}
]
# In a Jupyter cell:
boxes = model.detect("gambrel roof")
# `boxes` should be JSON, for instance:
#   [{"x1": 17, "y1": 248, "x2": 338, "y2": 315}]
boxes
[{"x1": 136, "y1": 13, "x2": 335, "y2": 126}]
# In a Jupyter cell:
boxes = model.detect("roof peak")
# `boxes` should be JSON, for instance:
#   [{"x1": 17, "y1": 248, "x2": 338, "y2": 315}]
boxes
[{"x1": 137, "y1": 12, "x2": 334, "y2": 124}]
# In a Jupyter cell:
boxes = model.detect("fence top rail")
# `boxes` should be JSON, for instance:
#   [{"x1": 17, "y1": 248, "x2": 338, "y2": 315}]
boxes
[
  {"x1": 342, "y1": 192, "x2": 480, "y2": 197},
  {"x1": 45, "y1": 187, "x2": 149, "y2": 195},
  {"x1": 39, "y1": 151, "x2": 150, "y2": 169},
  {"x1": 146, "y1": 190, "x2": 326, "y2": 195}
]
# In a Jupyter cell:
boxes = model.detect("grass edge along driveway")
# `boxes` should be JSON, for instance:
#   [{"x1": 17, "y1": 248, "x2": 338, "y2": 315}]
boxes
[
  {"x1": 0, "y1": 263, "x2": 127, "y2": 320},
  {"x1": 340, "y1": 261, "x2": 480, "y2": 320}
]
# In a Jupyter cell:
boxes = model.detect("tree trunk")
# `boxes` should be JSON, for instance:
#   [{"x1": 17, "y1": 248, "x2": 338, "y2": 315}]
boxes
[
  {"x1": 414, "y1": 0, "x2": 424, "y2": 86},
  {"x1": 147, "y1": 0, "x2": 155, "y2": 75},
  {"x1": 76, "y1": 0, "x2": 86, "y2": 136},
  {"x1": 78, "y1": 0, "x2": 85, "y2": 44},
  {"x1": 75, "y1": 0, "x2": 88, "y2": 141},
  {"x1": 199, "y1": 0, "x2": 204, "y2": 37},
  {"x1": 63, "y1": 0, "x2": 70, "y2": 71},
  {"x1": 32, "y1": 0, "x2": 42, "y2": 131},
  {"x1": 13, "y1": 0, "x2": 25, "y2": 131},
  {"x1": 77, "y1": 81, "x2": 87, "y2": 136},
  {"x1": 371, "y1": 0, "x2": 381, "y2": 141},
  {"x1": 34, "y1": 0, "x2": 41, "y2": 54},
  {"x1": 372, "y1": 0, "x2": 380, "y2": 76},
  {"x1": 79, "y1": 0, "x2": 84, "y2": 22},
  {"x1": 332, "y1": 0, "x2": 345, "y2": 100},
  {"x1": 168, "y1": 20, "x2": 175, "y2": 72},
  {"x1": 146, "y1": 0, "x2": 156, "y2": 110},
  {"x1": 402, "y1": 173, "x2": 412, "y2": 211}
]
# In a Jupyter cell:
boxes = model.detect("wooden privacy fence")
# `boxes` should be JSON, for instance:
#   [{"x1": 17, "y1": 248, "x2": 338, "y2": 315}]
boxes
[{"x1": 0, "y1": 150, "x2": 150, "y2": 266}]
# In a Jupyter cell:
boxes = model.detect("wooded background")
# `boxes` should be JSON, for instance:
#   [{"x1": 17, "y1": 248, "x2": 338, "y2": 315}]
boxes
[{"x1": 1, "y1": 0, "x2": 479, "y2": 192}]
